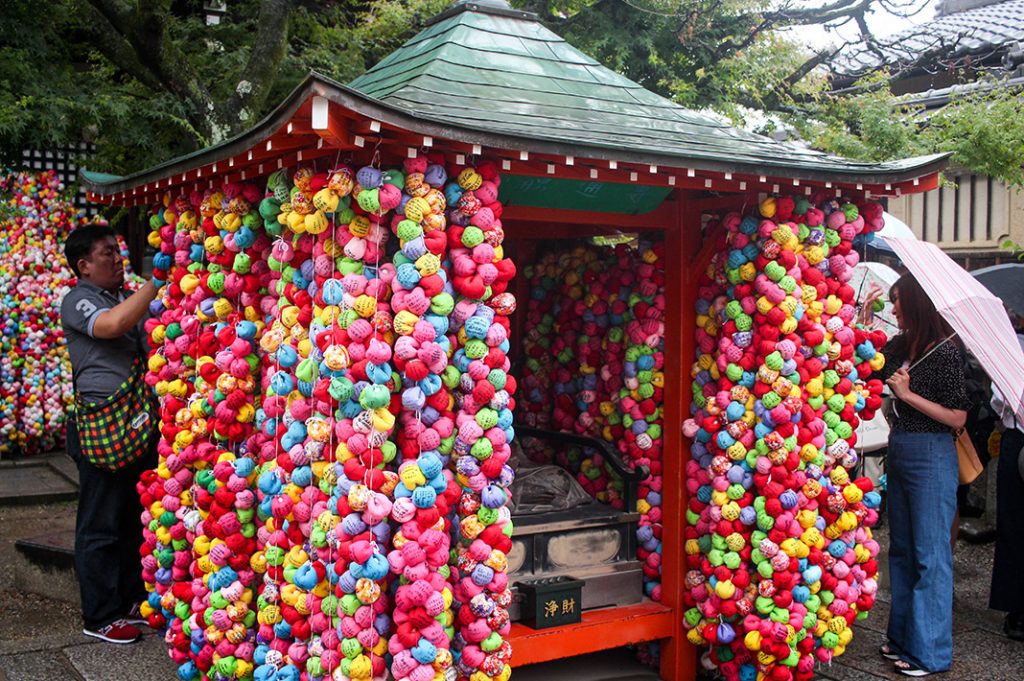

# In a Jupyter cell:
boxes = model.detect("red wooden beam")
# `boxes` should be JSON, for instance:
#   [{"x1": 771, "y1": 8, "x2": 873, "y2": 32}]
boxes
[
  {"x1": 688, "y1": 193, "x2": 763, "y2": 215},
  {"x1": 104, "y1": 140, "x2": 356, "y2": 208},
  {"x1": 281, "y1": 116, "x2": 313, "y2": 136},
  {"x1": 485, "y1": 158, "x2": 751, "y2": 193},
  {"x1": 352, "y1": 135, "x2": 758, "y2": 192},
  {"x1": 502, "y1": 202, "x2": 676, "y2": 231},
  {"x1": 891, "y1": 172, "x2": 940, "y2": 196},
  {"x1": 246, "y1": 134, "x2": 320, "y2": 162},
  {"x1": 371, "y1": 131, "x2": 944, "y2": 202}
]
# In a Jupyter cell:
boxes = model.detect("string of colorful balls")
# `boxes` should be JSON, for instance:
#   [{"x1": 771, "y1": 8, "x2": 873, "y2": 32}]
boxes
[
  {"x1": 138, "y1": 154, "x2": 517, "y2": 681},
  {"x1": 682, "y1": 196, "x2": 887, "y2": 681},
  {"x1": 139, "y1": 184, "x2": 270, "y2": 679},
  {"x1": 0, "y1": 168, "x2": 141, "y2": 455}
]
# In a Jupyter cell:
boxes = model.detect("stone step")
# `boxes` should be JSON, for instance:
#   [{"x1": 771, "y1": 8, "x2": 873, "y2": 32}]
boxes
[
  {"x1": 9, "y1": 528, "x2": 81, "y2": 608},
  {"x1": 0, "y1": 456, "x2": 78, "y2": 506},
  {"x1": 15, "y1": 529, "x2": 76, "y2": 571}
]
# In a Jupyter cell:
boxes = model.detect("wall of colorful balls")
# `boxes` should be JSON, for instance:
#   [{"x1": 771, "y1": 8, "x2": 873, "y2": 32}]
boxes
[
  {"x1": 138, "y1": 154, "x2": 520, "y2": 681},
  {"x1": 0, "y1": 168, "x2": 140, "y2": 456},
  {"x1": 681, "y1": 196, "x2": 889, "y2": 681},
  {"x1": 518, "y1": 241, "x2": 666, "y2": 596}
]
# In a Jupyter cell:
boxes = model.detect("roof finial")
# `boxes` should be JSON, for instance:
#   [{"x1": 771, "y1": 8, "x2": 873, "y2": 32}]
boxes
[
  {"x1": 448, "y1": 0, "x2": 514, "y2": 9},
  {"x1": 428, "y1": 0, "x2": 535, "y2": 26}
]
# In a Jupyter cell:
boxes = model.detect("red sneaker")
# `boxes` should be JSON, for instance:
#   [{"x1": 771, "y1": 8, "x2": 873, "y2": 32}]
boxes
[{"x1": 82, "y1": 619, "x2": 142, "y2": 644}]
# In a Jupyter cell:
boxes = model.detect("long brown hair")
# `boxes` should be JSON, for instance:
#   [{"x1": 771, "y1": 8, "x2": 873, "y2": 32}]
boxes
[{"x1": 889, "y1": 272, "x2": 955, "y2": 363}]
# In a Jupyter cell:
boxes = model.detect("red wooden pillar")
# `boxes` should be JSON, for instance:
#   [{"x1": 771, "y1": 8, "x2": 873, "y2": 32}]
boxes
[{"x1": 659, "y1": 193, "x2": 701, "y2": 681}]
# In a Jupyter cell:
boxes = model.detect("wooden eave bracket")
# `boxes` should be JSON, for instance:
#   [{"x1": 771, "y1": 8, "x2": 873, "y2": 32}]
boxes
[{"x1": 311, "y1": 96, "x2": 354, "y2": 150}]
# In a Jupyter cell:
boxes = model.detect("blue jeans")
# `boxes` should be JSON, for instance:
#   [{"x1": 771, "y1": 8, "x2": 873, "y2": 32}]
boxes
[{"x1": 886, "y1": 429, "x2": 957, "y2": 672}]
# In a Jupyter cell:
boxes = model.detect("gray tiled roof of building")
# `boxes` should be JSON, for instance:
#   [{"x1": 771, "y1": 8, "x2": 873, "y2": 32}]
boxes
[{"x1": 834, "y1": 0, "x2": 1024, "y2": 76}]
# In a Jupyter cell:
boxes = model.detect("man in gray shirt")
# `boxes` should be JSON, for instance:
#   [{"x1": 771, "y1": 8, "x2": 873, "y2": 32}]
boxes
[{"x1": 61, "y1": 224, "x2": 159, "y2": 644}]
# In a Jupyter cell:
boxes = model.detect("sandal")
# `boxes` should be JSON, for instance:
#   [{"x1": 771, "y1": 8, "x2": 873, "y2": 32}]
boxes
[
  {"x1": 879, "y1": 643, "x2": 900, "y2": 660},
  {"x1": 894, "y1": 660, "x2": 933, "y2": 677}
]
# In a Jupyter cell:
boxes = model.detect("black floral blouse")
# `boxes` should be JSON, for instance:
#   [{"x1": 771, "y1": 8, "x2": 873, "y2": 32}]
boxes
[{"x1": 878, "y1": 338, "x2": 971, "y2": 433}]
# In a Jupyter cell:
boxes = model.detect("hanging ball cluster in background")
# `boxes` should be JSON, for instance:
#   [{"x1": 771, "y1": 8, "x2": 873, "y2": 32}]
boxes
[
  {"x1": 0, "y1": 168, "x2": 141, "y2": 456},
  {"x1": 519, "y1": 239, "x2": 667, "y2": 600},
  {"x1": 444, "y1": 160, "x2": 517, "y2": 681},
  {"x1": 138, "y1": 184, "x2": 272, "y2": 679},
  {"x1": 385, "y1": 156, "x2": 459, "y2": 681},
  {"x1": 682, "y1": 196, "x2": 887, "y2": 681}
]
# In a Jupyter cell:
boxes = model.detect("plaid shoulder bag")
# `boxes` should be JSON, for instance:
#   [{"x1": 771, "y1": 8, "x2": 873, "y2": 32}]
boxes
[{"x1": 73, "y1": 356, "x2": 157, "y2": 472}]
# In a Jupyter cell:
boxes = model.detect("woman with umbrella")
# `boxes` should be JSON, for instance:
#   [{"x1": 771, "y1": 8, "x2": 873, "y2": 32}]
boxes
[
  {"x1": 860, "y1": 274, "x2": 970, "y2": 677},
  {"x1": 876, "y1": 235, "x2": 1024, "y2": 660}
]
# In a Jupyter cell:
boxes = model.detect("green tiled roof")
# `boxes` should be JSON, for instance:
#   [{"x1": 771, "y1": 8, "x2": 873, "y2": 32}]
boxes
[{"x1": 348, "y1": 0, "x2": 946, "y2": 180}]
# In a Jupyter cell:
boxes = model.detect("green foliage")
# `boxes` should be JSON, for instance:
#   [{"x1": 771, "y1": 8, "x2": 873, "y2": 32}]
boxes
[
  {"x1": 787, "y1": 72, "x2": 930, "y2": 163},
  {"x1": 534, "y1": 0, "x2": 802, "y2": 118},
  {"x1": 699, "y1": 32, "x2": 816, "y2": 127},
  {"x1": 790, "y1": 74, "x2": 1024, "y2": 187},
  {"x1": 520, "y1": 0, "x2": 1024, "y2": 187},
  {"x1": 290, "y1": 0, "x2": 450, "y2": 86},
  {"x1": 0, "y1": 0, "x2": 447, "y2": 176},
  {"x1": 1000, "y1": 239, "x2": 1024, "y2": 260},
  {"x1": 0, "y1": 2, "x2": 188, "y2": 172},
  {"x1": 922, "y1": 81, "x2": 1024, "y2": 186},
  {"x1": 552, "y1": 1, "x2": 680, "y2": 98}
]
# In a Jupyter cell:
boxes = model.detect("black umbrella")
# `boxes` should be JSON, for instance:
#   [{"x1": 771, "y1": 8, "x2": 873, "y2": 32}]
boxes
[{"x1": 972, "y1": 263, "x2": 1024, "y2": 318}]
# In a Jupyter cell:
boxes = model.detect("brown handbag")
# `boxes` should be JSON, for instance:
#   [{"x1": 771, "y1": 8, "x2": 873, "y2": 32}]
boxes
[{"x1": 953, "y1": 427, "x2": 984, "y2": 485}]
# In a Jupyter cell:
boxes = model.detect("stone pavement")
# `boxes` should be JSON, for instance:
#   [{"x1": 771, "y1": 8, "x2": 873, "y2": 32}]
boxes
[
  {"x1": 812, "y1": 531, "x2": 1024, "y2": 681},
  {"x1": 1, "y1": 453, "x2": 1022, "y2": 680}
]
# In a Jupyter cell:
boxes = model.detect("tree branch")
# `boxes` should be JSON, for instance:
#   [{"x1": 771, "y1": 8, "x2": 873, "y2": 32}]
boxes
[
  {"x1": 79, "y1": 0, "x2": 133, "y2": 31},
  {"x1": 785, "y1": 46, "x2": 843, "y2": 91},
  {"x1": 713, "y1": 16, "x2": 775, "y2": 60},
  {"x1": 806, "y1": 35, "x2": 976, "y2": 102},
  {"x1": 763, "y1": 0, "x2": 873, "y2": 26},
  {"x1": 79, "y1": 0, "x2": 217, "y2": 140},
  {"x1": 524, "y1": 0, "x2": 558, "y2": 15},
  {"x1": 830, "y1": 29, "x2": 977, "y2": 88},
  {"x1": 681, "y1": 0, "x2": 877, "y2": 63},
  {"x1": 748, "y1": 27, "x2": 963, "y2": 110},
  {"x1": 72, "y1": 2, "x2": 166, "y2": 93},
  {"x1": 222, "y1": 0, "x2": 294, "y2": 134},
  {"x1": 850, "y1": 9, "x2": 891, "y2": 65}
]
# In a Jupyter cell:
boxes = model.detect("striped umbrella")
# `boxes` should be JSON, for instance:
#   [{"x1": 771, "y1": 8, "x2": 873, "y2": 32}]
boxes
[{"x1": 882, "y1": 235, "x2": 1024, "y2": 424}]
